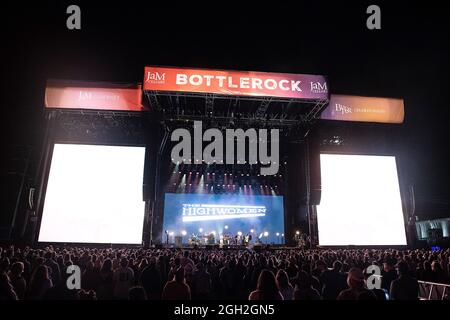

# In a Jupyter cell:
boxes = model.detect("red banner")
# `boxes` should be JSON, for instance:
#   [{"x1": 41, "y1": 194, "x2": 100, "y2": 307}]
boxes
[
  {"x1": 143, "y1": 66, "x2": 328, "y2": 100},
  {"x1": 45, "y1": 81, "x2": 144, "y2": 111},
  {"x1": 321, "y1": 94, "x2": 405, "y2": 124}
]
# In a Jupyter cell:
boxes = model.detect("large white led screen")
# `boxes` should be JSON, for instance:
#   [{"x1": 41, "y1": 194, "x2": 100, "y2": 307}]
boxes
[
  {"x1": 38, "y1": 144, "x2": 146, "y2": 244},
  {"x1": 317, "y1": 154, "x2": 407, "y2": 246}
]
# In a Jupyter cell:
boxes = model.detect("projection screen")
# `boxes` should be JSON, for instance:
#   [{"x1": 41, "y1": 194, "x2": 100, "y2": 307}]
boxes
[
  {"x1": 317, "y1": 154, "x2": 407, "y2": 246},
  {"x1": 38, "y1": 144, "x2": 146, "y2": 244}
]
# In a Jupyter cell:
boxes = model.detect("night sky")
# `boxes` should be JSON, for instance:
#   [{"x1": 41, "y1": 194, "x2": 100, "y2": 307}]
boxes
[{"x1": 1, "y1": 1, "x2": 449, "y2": 218}]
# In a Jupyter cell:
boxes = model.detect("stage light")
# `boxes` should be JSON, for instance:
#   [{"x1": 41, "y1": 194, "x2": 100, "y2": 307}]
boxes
[
  {"x1": 276, "y1": 232, "x2": 280, "y2": 236},
  {"x1": 295, "y1": 230, "x2": 300, "y2": 235},
  {"x1": 250, "y1": 229, "x2": 254, "y2": 233},
  {"x1": 281, "y1": 233, "x2": 284, "y2": 237},
  {"x1": 169, "y1": 231, "x2": 174, "y2": 236},
  {"x1": 237, "y1": 231, "x2": 242, "y2": 236},
  {"x1": 264, "y1": 231, "x2": 269, "y2": 237},
  {"x1": 199, "y1": 228, "x2": 203, "y2": 233},
  {"x1": 224, "y1": 225, "x2": 229, "y2": 229},
  {"x1": 181, "y1": 230, "x2": 187, "y2": 236}
]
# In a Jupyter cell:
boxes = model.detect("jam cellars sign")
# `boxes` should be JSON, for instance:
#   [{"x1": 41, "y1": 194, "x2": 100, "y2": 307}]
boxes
[
  {"x1": 321, "y1": 94, "x2": 405, "y2": 124},
  {"x1": 45, "y1": 81, "x2": 144, "y2": 111},
  {"x1": 144, "y1": 66, "x2": 328, "y2": 100}
]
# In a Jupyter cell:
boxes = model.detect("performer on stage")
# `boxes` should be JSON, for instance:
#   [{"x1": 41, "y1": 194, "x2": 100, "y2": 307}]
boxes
[{"x1": 294, "y1": 230, "x2": 306, "y2": 249}]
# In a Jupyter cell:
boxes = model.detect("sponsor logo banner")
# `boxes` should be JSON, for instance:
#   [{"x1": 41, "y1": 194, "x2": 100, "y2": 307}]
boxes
[
  {"x1": 144, "y1": 66, "x2": 328, "y2": 100},
  {"x1": 321, "y1": 94, "x2": 404, "y2": 124},
  {"x1": 45, "y1": 81, "x2": 144, "y2": 111}
]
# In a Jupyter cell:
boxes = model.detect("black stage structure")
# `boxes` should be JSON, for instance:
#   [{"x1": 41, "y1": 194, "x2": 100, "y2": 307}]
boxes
[
  {"x1": 144, "y1": 81, "x2": 329, "y2": 246},
  {"x1": 4, "y1": 67, "x2": 417, "y2": 249}
]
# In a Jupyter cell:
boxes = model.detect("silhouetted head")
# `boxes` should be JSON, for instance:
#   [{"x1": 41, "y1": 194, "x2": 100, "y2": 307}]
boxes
[{"x1": 174, "y1": 267, "x2": 185, "y2": 283}]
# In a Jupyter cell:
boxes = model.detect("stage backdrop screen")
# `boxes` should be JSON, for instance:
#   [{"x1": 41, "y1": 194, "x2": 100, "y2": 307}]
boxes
[
  {"x1": 317, "y1": 154, "x2": 407, "y2": 246},
  {"x1": 38, "y1": 144, "x2": 146, "y2": 244},
  {"x1": 163, "y1": 193, "x2": 285, "y2": 244}
]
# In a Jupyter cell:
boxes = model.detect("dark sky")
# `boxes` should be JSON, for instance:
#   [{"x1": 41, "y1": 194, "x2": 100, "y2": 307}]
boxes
[{"x1": 1, "y1": 1, "x2": 449, "y2": 217}]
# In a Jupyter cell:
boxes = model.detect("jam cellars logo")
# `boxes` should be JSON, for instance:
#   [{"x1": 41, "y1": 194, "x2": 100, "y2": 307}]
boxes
[
  {"x1": 145, "y1": 71, "x2": 166, "y2": 84},
  {"x1": 310, "y1": 81, "x2": 328, "y2": 94},
  {"x1": 335, "y1": 103, "x2": 352, "y2": 115},
  {"x1": 78, "y1": 91, "x2": 119, "y2": 101}
]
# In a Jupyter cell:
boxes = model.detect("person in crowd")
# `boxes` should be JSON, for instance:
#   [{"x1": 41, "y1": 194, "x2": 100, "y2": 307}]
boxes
[
  {"x1": 337, "y1": 268, "x2": 377, "y2": 300},
  {"x1": 27, "y1": 265, "x2": 53, "y2": 300},
  {"x1": 0, "y1": 274, "x2": 18, "y2": 300},
  {"x1": 192, "y1": 262, "x2": 212, "y2": 299},
  {"x1": 181, "y1": 251, "x2": 195, "y2": 270},
  {"x1": 381, "y1": 257, "x2": 397, "y2": 291},
  {"x1": 97, "y1": 258, "x2": 114, "y2": 300},
  {"x1": 129, "y1": 286, "x2": 148, "y2": 300},
  {"x1": 167, "y1": 257, "x2": 182, "y2": 281},
  {"x1": 250, "y1": 256, "x2": 267, "y2": 291},
  {"x1": 42, "y1": 265, "x2": 80, "y2": 300},
  {"x1": 44, "y1": 251, "x2": 61, "y2": 286},
  {"x1": 113, "y1": 257, "x2": 135, "y2": 299},
  {"x1": 421, "y1": 261, "x2": 433, "y2": 282},
  {"x1": 320, "y1": 260, "x2": 346, "y2": 300},
  {"x1": 0, "y1": 257, "x2": 10, "y2": 275},
  {"x1": 390, "y1": 261, "x2": 419, "y2": 300},
  {"x1": 140, "y1": 257, "x2": 162, "y2": 299},
  {"x1": 293, "y1": 270, "x2": 321, "y2": 300},
  {"x1": 82, "y1": 260, "x2": 101, "y2": 292},
  {"x1": 276, "y1": 269, "x2": 294, "y2": 300},
  {"x1": 8, "y1": 262, "x2": 26, "y2": 300},
  {"x1": 431, "y1": 260, "x2": 447, "y2": 284},
  {"x1": 249, "y1": 269, "x2": 283, "y2": 300},
  {"x1": 162, "y1": 267, "x2": 191, "y2": 300},
  {"x1": 219, "y1": 258, "x2": 238, "y2": 299}
]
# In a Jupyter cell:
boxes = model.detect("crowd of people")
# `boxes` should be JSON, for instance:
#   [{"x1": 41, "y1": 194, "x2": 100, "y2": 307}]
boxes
[{"x1": 1, "y1": 245, "x2": 449, "y2": 300}]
